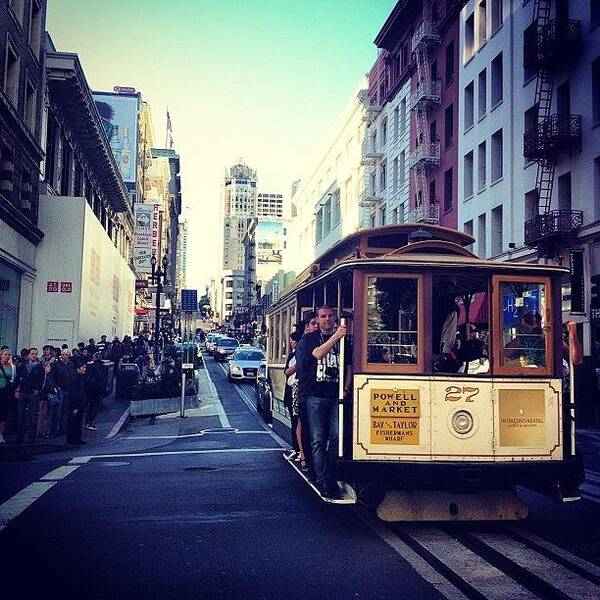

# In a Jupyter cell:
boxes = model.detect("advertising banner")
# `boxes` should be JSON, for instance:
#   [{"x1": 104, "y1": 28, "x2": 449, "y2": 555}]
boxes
[
  {"x1": 133, "y1": 203, "x2": 160, "y2": 274},
  {"x1": 256, "y1": 220, "x2": 283, "y2": 264},
  {"x1": 92, "y1": 91, "x2": 139, "y2": 189}
]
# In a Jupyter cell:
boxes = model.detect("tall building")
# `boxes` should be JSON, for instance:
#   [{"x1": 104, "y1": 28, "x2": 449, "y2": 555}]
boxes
[
  {"x1": 222, "y1": 162, "x2": 257, "y2": 271},
  {"x1": 0, "y1": 0, "x2": 47, "y2": 349},
  {"x1": 257, "y1": 192, "x2": 283, "y2": 218},
  {"x1": 176, "y1": 218, "x2": 187, "y2": 292},
  {"x1": 457, "y1": 0, "x2": 600, "y2": 368}
]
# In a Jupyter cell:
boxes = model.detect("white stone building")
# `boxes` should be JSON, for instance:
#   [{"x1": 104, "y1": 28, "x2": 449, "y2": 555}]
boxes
[{"x1": 288, "y1": 81, "x2": 368, "y2": 275}]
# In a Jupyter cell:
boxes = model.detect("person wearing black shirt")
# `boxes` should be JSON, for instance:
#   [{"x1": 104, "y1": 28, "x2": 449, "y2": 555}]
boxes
[{"x1": 296, "y1": 306, "x2": 351, "y2": 499}]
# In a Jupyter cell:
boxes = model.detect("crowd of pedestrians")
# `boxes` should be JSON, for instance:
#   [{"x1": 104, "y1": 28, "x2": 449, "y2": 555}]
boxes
[{"x1": 0, "y1": 333, "x2": 155, "y2": 446}]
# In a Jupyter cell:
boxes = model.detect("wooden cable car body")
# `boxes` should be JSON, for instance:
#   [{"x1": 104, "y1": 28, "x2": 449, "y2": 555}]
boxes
[{"x1": 261, "y1": 224, "x2": 584, "y2": 520}]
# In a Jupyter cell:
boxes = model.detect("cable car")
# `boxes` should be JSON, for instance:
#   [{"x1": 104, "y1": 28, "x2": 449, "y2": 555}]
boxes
[{"x1": 260, "y1": 224, "x2": 584, "y2": 520}]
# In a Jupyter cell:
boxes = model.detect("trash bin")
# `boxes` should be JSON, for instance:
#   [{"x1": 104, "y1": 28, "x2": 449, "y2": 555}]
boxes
[{"x1": 116, "y1": 363, "x2": 140, "y2": 400}]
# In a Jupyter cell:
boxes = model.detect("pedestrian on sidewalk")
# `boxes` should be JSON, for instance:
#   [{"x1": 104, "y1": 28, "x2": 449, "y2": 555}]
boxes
[
  {"x1": 65, "y1": 358, "x2": 89, "y2": 445},
  {"x1": 14, "y1": 348, "x2": 45, "y2": 444},
  {"x1": 85, "y1": 353, "x2": 108, "y2": 431},
  {"x1": 109, "y1": 336, "x2": 124, "y2": 373},
  {"x1": 54, "y1": 349, "x2": 76, "y2": 435},
  {"x1": 0, "y1": 347, "x2": 15, "y2": 444},
  {"x1": 96, "y1": 335, "x2": 109, "y2": 359}
]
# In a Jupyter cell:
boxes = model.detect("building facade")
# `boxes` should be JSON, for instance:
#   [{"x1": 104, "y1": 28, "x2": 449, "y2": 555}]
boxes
[
  {"x1": 370, "y1": 0, "x2": 462, "y2": 230},
  {"x1": 220, "y1": 269, "x2": 244, "y2": 323},
  {"x1": 288, "y1": 81, "x2": 368, "y2": 275},
  {"x1": 457, "y1": 0, "x2": 600, "y2": 374},
  {"x1": 32, "y1": 47, "x2": 135, "y2": 345},
  {"x1": 0, "y1": 0, "x2": 47, "y2": 349},
  {"x1": 222, "y1": 162, "x2": 257, "y2": 271},
  {"x1": 257, "y1": 192, "x2": 283, "y2": 218}
]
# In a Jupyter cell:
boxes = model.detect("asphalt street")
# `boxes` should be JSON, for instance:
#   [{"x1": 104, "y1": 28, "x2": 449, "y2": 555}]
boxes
[{"x1": 2, "y1": 358, "x2": 600, "y2": 599}]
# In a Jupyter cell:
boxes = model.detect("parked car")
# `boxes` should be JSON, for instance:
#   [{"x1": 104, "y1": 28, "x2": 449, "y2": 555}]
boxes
[
  {"x1": 228, "y1": 348, "x2": 265, "y2": 381},
  {"x1": 213, "y1": 337, "x2": 240, "y2": 362}
]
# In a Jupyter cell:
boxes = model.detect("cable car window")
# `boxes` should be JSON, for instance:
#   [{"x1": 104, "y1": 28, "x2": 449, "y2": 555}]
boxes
[
  {"x1": 432, "y1": 273, "x2": 490, "y2": 375},
  {"x1": 367, "y1": 277, "x2": 418, "y2": 364},
  {"x1": 500, "y1": 281, "x2": 548, "y2": 369}
]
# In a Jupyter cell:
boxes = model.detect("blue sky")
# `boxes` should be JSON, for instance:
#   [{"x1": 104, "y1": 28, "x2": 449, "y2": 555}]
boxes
[{"x1": 47, "y1": 0, "x2": 397, "y2": 289}]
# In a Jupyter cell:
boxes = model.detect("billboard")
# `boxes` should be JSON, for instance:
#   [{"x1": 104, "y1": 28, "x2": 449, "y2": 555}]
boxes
[
  {"x1": 92, "y1": 91, "x2": 139, "y2": 189},
  {"x1": 133, "y1": 203, "x2": 161, "y2": 274},
  {"x1": 256, "y1": 220, "x2": 284, "y2": 264}
]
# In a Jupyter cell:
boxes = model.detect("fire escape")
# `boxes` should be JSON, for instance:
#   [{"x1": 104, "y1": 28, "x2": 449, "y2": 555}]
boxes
[
  {"x1": 523, "y1": 0, "x2": 582, "y2": 256},
  {"x1": 407, "y1": 10, "x2": 441, "y2": 226}
]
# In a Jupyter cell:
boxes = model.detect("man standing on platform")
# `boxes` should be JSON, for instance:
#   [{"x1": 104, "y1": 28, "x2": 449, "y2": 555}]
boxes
[{"x1": 296, "y1": 306, "x2": 352, "y2": 500}]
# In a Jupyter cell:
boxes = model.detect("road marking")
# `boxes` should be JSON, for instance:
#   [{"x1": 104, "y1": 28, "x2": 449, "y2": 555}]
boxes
[
  {"x1": 40, "y1": 465, "x2": 81, "y2": 480},
  {"x1": 507, "y1": 526, "x2": 600, "y2": 579},
  {"x1": 0, "y1": 481, "x2": 57, "y2": 532},
  {"x1": 106, "y1": 406, "x2": 130, "y2": 438},
  {"x1": 401, "y1": 526, "x2": 536, "y2": 599},
  {"x1": 353, "y1": 507, "x2": 468, "y2": 599},
  {"x1": 69, "y1": 456, "x2": 92, "y2": 465},
  {"x1": 471, "y1": 532, "x2": 600, "y2": 599},
  {"x1": 125, "y1": 430, "x2": 275, "y2": 440},
  {"x1": 77, "y1": 447, "x2": 284, "y2": 461},
  {"x1": 198, "y1": 366, "x2": 230, "y2": 427}
]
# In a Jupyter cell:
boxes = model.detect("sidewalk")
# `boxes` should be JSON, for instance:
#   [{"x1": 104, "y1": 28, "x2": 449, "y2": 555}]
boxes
[{"x1": 0, "y1": 389, "x2": 130, "y2": 461}]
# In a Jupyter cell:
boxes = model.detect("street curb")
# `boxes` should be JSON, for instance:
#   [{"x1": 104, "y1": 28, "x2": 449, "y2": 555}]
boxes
[{"x1": 106, "y1": 406, "x2": 131, "y2": 439}]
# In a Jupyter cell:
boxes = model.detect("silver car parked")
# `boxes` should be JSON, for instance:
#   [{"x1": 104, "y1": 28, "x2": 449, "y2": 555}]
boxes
[{"x1": 228, "y1": 348, "x2": 265, "y2": 381}]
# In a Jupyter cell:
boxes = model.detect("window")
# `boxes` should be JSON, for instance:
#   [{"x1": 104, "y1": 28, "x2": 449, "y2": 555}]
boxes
[
  {"x1": 429, "y1": 179, "x2": 436, "y2": 204},
  {"x1": 29, "y1": 0, "x2": 43, "y2": 60},
  {"x1": 371, "y1": 171, "x2": 377, "y2": 195},
  {"x1": 570, "y1": 251, "x2": 585, "y2": 313},
  {"x1": 465, "y1": 13, "x2": 475, "y2": 61},
  {"x1": 557, "y1": 172, "x2": 572, "y2": 212},
  {"x1": 524, "y1": 189, "x2": 538, "y2": 222},
  {"x1": 432, "y1": 273, "x2": 489, "y2": 374},
  {"x1": 478, "y1": 141, "x2": 487, "y2": 190},
  {"x1": 316, "y1": 208, "x2": 323, "y2": 241},
  {"x1": 444, "y1": 104, "x2": 454, "y2": 148},
  {"x1": 366, "y1": 276, "x2": 420, "y2": 367},
  {"x1": 60, "y1": 142, "x2": 72, "y2": 196},
  {"x1": 464, "y1": 81, "x2": 474, "y2": 130},
  {"x1": 323, "y1": 197, "x2": 332, "y2": 233},
  {"x1": 496, "y1": 278, "x2": 550, "y2": 373},
  {"x1": 464, "y1": 219, "x2": 473, "y2": 238},
  {"x1": 478, "y1": 213, "x2": 487, "y2": 257},
  {"x1": 380, "y1": 161, "x2": 387, "y2": 191},
  {"x1": 393, "y1": 106, "x2": 399, "y2": 138},
  {"x1": 557, "y1": 80, "x2": 570, "y2": 115},
  {"x1": 380, "y1": 206, "x2": 386, "y2": 226},
  {"x1": 491, "y1": 0, "x2": 503, "y2": 32},
  {"x1": 393, "y1": 157, "x2": 398, "y2": 191},
  {"x1": 392, "y1": 207, "x2": 399, "y2": 224},
  {"x1": 445, "y1": 41, "x2": 455, "y2": 84},
  {"x1": 594, "y1": 58, "x2": 600, "y2": 124},
  {"x1": 226, "y1": 280, "x2": 233, "y2": 288},
  {"x1": 226, "y1": 292, "x2": 233, "y2": 300},
  {"x1": 478, "y1": 69, "x2": 487, "y2": 119},
  {"x1": 491, "y1": 53, "x2": 503, "y2": 107},
  {"x1": 491, "y1": 129, "x2": 503, "y2": 182},
  {"x1": 381, "y1": 118, "x2": 388, "y2": 146},
  {"x1": 74, "y1": 161, "x2": 83, "y2": 197},
  {"x1": 464, "y1": 151, "x2": 474, "y2": 199},
  {"x1": 478, "y1": 0, "x2": 487, "y2": 46},
  {"x1": 400, "y1": 98, "x2": 407, "y2": 134},
  {"x1": 24, "y1": 79, "x2": 36, "y2": 133},
  {"x1": 444, "y1": 168, "x2": 453, "y2": 211},
  {"x1": 491, "y1": 205, "x2": 503, "y2": 255},
  {"x1": 3, "y1": 41, "x2": 20, "y2": 108},
  {"x1": 398, "y1": 151, "x2": 406, "y2": 185}
]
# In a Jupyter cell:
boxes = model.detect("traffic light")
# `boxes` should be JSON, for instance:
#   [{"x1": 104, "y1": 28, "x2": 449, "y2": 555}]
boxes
[{"x1": 591, "y1": 274, "x2": 600, "y2": 310}]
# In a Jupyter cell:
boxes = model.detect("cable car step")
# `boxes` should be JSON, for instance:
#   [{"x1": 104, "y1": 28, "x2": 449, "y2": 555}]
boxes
[
  {"x1": 376, "y1": 490, "x2": 528, "y2": 522},
  {"x1": 283, "y1": 452, "x2": 357, "y2": 505}
]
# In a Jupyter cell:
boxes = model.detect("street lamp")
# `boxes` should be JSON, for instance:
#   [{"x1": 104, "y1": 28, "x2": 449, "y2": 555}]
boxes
[{"x1": 150, "y1": 252, "x2": 169, "y2": 365}]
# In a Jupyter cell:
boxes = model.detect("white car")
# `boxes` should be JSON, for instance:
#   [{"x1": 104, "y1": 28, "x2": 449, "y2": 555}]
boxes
[{"x1": 228, "y1": 348, "x2": 265, "y2": 381}]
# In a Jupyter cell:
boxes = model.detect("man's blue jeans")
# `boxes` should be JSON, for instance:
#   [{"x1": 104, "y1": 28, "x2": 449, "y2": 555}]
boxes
[{"x1": 306, "y1": 395, "x2": 339, "y2": 490}]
